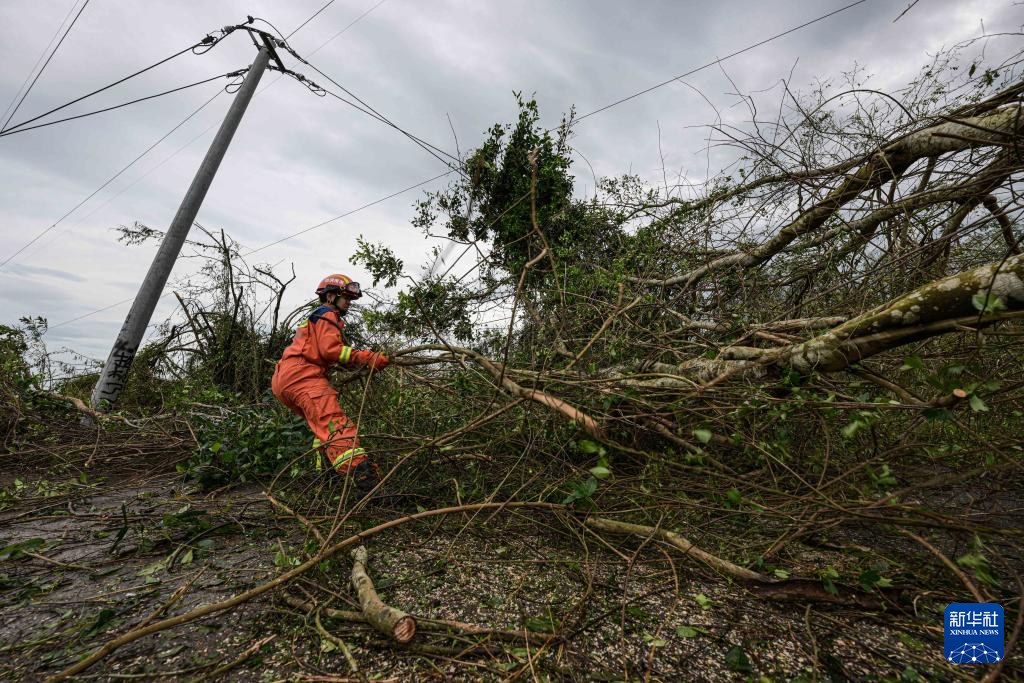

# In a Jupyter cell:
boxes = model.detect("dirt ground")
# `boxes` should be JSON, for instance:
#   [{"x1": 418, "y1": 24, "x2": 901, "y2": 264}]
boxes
[{"x1": 0, "y1": 452, "x2": 1020, "y2": 682}]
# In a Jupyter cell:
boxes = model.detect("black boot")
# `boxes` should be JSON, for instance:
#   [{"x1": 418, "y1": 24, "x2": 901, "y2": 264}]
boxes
[{"x1": 351, "y1": 461, "x2": 380, "y2": 501}]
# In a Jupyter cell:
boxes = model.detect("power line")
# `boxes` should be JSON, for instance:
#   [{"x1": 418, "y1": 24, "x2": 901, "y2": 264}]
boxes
[
  {"x1": 0, "y1": 24, "x2": 252, "y2": 268},
  {"x1": 29, "y1": 7, "x2": 399, "y2": 333},
  {"x1": 297, "y1": 60, "x2": 463, "y2": 170},
  {"x1": 296, "y1": 0, "x2": 389, "y2": 42},
  {"x1": 573, "y1": 0, "x2": 871, "y2": 124},
  {"x1": 49, "y1": 296, "x2": 138, "y2": 330},
  {"x1": 0, "y1": 80, "x2": 231, "y2": 270},
  {"x1": 1, "y1": 0, "x2": 92, "y2": 132},
  {"x1": 16, "y1": 102, "x2": 229, "y2": 265},
  {"x1": 254, "y1": 1, "x2": 459, "y2": 172},
  {"x1": 5, "y1": 7, "x2": 385, "y2": 273},
  {"x1": 244, "y1": 168, "x2": 456, "y2": 256},
  {"x1": 287, "y1": 0, "x2": 337, "y2": 40},
  {"x1": 1, "y1": 31, "x2": 228, "y2": 136},
  {"x1": 1, "y1": 0, "x2": 81, "y2": 126},
  {"x1": 314, "y1": 79, "x2": 463, "y2": 171},
  {"x1": 262, "y1": 0, "x2": 388, "y2": 97},
  {"x1": 26, "y1": 96, "x2": 233, "y2": 259},
  {"x1": 47, "y1": 168, "x2": 456, "y2": 329},
  {"x1": 0, "y1": 69, "x2": 246, "y2": 138}
]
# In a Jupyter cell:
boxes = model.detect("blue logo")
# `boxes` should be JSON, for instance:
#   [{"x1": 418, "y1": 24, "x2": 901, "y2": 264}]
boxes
[{"x1": 944, "y1": 603, "x2": 1003, "y2": 663}]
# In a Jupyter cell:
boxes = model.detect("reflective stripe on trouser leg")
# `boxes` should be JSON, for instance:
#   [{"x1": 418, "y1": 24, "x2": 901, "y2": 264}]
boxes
[
  {"x1": 287, "y1": 386, "x2": 364, "y2": 475},
  {"x1": 324, "y1": 417, "x2": 359, "y2": 472},
  {"x1": 331, "y1": 446, "x2": 367, "y2": 474},
  {"x1": 312, "y1": 438, "x2": 324, "y2": 471}
]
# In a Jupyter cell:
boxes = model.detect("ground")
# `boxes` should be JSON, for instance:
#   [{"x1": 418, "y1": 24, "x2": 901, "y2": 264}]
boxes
[{"x1": 0, "y1": 446, "x2": 1020, "y2": 682}]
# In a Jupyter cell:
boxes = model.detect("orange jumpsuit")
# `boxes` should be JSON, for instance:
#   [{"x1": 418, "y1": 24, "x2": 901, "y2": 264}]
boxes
[{"x1": 271, "y1": 305, "x2": 382, "y2": 474}]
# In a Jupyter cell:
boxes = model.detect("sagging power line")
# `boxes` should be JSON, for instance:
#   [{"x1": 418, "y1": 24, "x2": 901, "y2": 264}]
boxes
[
  {"x1": 572, "y1": 0, "x2": 871, "y2": 124},
  {"x1": 0, "y1": 29, "x2": 231, "y2": 136},
  {"x1": 0, "y1": 23, "x2": 253, "y2": 269},
  {"x1": 0, "y1": 69, "x2": 249, "y2": 138},
  {"x1": 1, "y1": 86, "x2": 234, "y2": 270},
  {"x1": 8, "y1": 2, "x2": 390, "y2": 300},
  {"x1": 48, "y1": 167, "x2": 456, "y2": 330},
  {"x1": 1, "y1": 1, "x2": 81, "y2": 126},
  {"x1": 1, "y1": 0, "x2": 92, "y2": 132}
]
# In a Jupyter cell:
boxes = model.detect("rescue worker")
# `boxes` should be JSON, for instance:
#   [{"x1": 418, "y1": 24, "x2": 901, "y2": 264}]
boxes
[{"x1": 271, "y1": 274, "x2": 389, "y2": 498}]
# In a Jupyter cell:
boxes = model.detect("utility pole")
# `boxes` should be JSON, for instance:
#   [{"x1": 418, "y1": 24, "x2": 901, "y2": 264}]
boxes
[{"x1": 91, "y1": 43, "x2": 274, "y2": 411}]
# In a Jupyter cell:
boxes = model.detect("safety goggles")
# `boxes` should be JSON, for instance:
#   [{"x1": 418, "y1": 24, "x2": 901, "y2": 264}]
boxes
[{"x1": 340, "y1": 281, "x2": 362, "y2": 299}]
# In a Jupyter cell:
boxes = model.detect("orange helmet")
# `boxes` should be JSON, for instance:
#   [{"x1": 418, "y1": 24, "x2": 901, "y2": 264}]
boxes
[{"x1": 315, "y1": 274, "x2": 362, "y2": 299}]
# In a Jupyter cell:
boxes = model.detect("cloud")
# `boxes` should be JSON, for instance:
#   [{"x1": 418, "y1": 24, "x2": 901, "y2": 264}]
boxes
[{"x1": 3, "y1": 262, "x2": 89, "y2": 282}]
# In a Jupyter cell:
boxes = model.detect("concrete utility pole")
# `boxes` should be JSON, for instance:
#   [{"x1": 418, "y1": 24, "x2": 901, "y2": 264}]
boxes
[{"x1": 90, "y1": 46, "x2": 271, "y2": 410}]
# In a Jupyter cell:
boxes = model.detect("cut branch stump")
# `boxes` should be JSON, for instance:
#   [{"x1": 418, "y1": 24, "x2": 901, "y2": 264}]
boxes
[{"x1": 350, "y1": 545, "x2": 416, "y2": 644}]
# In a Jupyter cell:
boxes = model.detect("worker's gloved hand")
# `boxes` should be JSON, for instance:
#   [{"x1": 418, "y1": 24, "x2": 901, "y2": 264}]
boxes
[{"x1": 366, "y1": 352, "x2": 389, "y2": 371}]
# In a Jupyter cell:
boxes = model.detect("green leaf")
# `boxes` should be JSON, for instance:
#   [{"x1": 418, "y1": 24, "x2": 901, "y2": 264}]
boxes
[
  {"x1": 726, "y1": 489, "x2": 742, "y2": 508},
  {"x1": 773, "y1": 568, "x2": 790, "y2": 580},
  {"x1": 957, "y1": 552, "x2": 999, "y2": 587},
  {"x1": 626, "y1": 605, "x2": 650, "y2": 621},
  {"x1": 676, "y1": 626, "x2": 699, "y2": 638},
  {"x1": 578, "y1": 439, "x2": 604, "y2": 455},
  {"x1": 0, "y1": 538, "x2": 45, "y2": 561},
  {"x1": 562, "y1": 476, "x2": 600, "y2": 506},
  {"x1": 725, "y1": 645, "x2": 753, "y2": 673},
  {"x1": 525, "y1": 613, "x2": 560, "y2": 633},
  {"x1": 694, "y1": 593, "x2": 711, "y2": 610},
  {"x1": 643, "y1": 633, "x2": 668, "y2": 647},
  {"x1": 841, "y1": 420, "x2": 864, "y2": 438},
  {"x1": 857, "y1": 569, "x2": 894, "y2": 591},
  {"x1": 858, "y1": 570, "x2": 880, "y2": 592},
  {"x1": 900, "y1": 355, "x2": 923, "y2": 371},
  {"x1": 589, "y1": 466, "x2": 611, "y2": 479},
  {"x1": 179, "y1": 548, "x2": 194, "y2": 566},
  {"x1": 969, "y1": 394, "x2": 989, "y2": 412},
  {"x1": 85, "y1": 608, "x2": 116, "y2": 637},
  {"x1": 158, "y1": 644, "x2": 186, "y2": 658},
  {"x1": 922, "y1": 407, "x2": 952, "y2": 421},
  {"x1": 693, "y1": 429, "x2": 712, "y2": 444},
  {"x1": 138, "y1": 559, "x2": 166, "y2": 577},
  {"x1": 898, "y1": 632, "x2": 924, "y2": 651},
  {"x1": 972, "y1": 292, "x2": 1007, "y2": 314},
  {"x1": 820, "y1": 567, "x2": 839, "y2": 595}
]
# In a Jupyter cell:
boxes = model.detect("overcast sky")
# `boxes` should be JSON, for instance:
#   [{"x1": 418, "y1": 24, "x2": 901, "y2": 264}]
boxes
[{"x1": 0, "y1": 0, "x2": 1019, "y2": 363}]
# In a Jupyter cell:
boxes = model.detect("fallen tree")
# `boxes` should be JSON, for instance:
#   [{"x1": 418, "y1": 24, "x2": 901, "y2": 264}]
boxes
[{"x1": 14, "y1": 41, "x2": 1024, "y2": 682}]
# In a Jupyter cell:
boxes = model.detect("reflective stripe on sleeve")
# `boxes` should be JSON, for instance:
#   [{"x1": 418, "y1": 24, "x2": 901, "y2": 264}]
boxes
[{"x1": 338, "y1": 345, "x2": 353, "y2": 364}]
